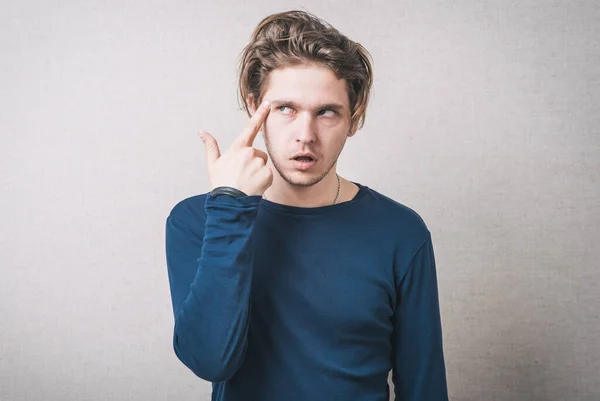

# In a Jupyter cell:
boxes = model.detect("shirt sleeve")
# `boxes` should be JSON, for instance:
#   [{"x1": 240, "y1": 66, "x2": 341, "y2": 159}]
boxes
[
  {"x1": 165, "y1": 194, "x2": 261, "y2": 382},
  {"x1": 392, "y1": 233, "x2": 449, "y2": 400}
]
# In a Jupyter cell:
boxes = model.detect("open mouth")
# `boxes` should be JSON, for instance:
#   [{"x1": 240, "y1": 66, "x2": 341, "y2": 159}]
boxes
[
  {"x1": 292, "y1": 156, "x2": 317, "y2": 170},
  {"x1": 293, "y1": 156, "x2": 315, "y2": 162}
]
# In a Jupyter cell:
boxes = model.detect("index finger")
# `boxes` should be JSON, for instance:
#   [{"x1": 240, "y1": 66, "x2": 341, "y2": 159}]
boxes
[{"x1": 237, "y1": 100, "x2": 271, "y2": 148}]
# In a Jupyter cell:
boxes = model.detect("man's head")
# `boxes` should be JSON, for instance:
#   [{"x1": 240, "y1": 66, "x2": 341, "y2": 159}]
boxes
[{"x1": 237, "y1": 10, "x2": 373, "y2": 188}]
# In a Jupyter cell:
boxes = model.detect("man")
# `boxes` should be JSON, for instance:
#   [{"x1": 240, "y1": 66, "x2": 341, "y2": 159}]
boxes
[{"x1": 165, "y1": 10, "x2": 448, "y2": 401}]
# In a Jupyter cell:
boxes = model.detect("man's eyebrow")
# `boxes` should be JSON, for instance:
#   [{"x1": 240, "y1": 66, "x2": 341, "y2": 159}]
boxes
[{"x1": 270, "y1": 99, "x2": 346, "y2": 111}]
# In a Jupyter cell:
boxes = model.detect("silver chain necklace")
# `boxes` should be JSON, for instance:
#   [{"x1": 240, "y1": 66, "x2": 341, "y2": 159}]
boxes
[{"x1": 263, "y1": 173, "x2": 341, "y2": 205}]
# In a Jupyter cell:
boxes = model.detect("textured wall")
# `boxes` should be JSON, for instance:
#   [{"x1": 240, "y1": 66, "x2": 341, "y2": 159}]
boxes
[{"x1": 1, "y1": 1, "x2": 598, "y2": 400}]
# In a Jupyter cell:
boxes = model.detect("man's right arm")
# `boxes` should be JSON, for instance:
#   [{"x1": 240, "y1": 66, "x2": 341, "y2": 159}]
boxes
[{"x1": 165, "y1": 193, "x2": 261, "y2": 382}]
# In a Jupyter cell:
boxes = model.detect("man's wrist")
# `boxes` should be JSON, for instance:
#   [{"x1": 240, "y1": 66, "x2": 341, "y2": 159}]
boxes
[{"x1": 210, "y1": 186, "x2": 248, "y2": 199}]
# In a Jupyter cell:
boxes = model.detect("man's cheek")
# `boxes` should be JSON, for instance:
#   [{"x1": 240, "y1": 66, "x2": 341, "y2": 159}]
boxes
[{"x1": 263, "y1": 117, "x2": 282, "y2": 138}]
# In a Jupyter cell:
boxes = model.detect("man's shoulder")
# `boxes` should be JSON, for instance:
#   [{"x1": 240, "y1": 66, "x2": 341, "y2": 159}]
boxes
[
  {"x1": 361, "y1": 186, "x2": 434, "y2": 279},
  {"x1": 167, "y1": 192, "x2": 210, "y2": 224},
  {"x1": 362, "y1": 185, "x2": 431, "y2": 243}
]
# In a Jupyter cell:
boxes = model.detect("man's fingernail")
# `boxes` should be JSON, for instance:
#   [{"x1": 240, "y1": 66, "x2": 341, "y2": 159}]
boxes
[{"x1": 262, "y1": 100, "x2": 270, "y2": 108}]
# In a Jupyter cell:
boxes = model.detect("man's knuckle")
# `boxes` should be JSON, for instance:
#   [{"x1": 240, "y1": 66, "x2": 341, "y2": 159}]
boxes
[{"x1": 242, "y1": 147, "x2": 254, "y2": 159}]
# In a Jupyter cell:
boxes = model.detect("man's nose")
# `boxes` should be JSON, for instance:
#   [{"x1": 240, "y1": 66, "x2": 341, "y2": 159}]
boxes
[{"x1": 294, "y1": 112, "x2": 317, "y2": 144}]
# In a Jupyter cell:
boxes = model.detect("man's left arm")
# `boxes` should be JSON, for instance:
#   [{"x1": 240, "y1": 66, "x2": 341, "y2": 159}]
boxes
[{"x1": 392, "y1": 233, "x2": 449, "y2": 400}]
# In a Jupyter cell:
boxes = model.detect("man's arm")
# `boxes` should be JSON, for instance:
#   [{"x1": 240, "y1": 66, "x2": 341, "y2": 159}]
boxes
[
  {"x1": 392, "y1": 233, "x2": 449, "y2": 400},
  {"x1": 165, "y1": 194, "x2": 261, "y2": 382}
]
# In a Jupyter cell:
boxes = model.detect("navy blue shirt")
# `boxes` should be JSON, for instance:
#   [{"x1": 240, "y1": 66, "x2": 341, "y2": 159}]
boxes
[{"x1": 165, "y1": 182, "x2": 448, "y2": 400}]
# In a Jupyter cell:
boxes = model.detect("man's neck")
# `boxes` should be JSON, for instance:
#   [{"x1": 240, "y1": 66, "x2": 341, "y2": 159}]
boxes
[
  {"x1": 263, "y1": 173, "x2": 361, "y2": 208},
  {"x1": 263, "y1": 169, "x2": 344, "y2": 208}
]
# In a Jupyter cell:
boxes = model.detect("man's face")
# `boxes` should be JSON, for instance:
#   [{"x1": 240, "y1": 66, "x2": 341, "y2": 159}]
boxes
[{"x1": 256, "y1": 64, "x2": 353, "y2": 188}]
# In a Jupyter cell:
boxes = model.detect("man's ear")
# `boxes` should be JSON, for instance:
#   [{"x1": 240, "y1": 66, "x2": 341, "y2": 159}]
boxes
[{"x1": 348, "y1": 122, "x2": 358, "y2": 137}]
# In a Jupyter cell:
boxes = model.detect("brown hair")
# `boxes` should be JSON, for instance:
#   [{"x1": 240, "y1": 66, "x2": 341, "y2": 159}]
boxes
[{"x1": 237, "y1": 10, "x2": 374, "y2": 133}]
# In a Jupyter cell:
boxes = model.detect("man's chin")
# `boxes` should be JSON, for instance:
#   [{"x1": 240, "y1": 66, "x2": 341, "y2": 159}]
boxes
[
  {"x1": 285, "y1": 170, "x2": 331, "y2": 188},
  {"x1": 270, "y1": 158, "x2": 332, "y2": 187}
]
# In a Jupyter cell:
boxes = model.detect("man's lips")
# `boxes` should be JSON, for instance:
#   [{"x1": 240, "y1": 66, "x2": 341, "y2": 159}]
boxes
[
  {"x1": 291, "y1": 158, "x2": 317, "y2": 170},
  {"x1": 291, "y1": 152, "x2": 317, "y2": 161}
]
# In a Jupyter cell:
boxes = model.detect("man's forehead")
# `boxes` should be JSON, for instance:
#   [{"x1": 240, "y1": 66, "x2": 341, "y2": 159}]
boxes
[{"x1": 262, "y1": 65, "x2": 349, "y2": 102}]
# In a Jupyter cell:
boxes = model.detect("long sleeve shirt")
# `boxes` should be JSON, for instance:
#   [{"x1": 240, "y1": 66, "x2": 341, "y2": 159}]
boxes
[{"x1": 165, "y1": 182, "x2": 448, "y2": 401}]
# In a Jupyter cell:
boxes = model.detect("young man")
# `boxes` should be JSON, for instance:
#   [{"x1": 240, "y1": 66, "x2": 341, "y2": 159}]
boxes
[{"x1": 165, "y1": 10, "x2": 448, "y2": 401}]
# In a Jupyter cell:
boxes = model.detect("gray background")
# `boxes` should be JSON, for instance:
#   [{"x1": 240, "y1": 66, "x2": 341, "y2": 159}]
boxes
[{"x1": 1, "y1": 0, "x2": 599, "y2": 400}]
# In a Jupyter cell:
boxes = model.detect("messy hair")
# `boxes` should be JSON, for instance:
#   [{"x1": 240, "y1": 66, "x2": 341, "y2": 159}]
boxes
[{"x1": 237, "y1": 10, "x2": 374, "y2": 133}]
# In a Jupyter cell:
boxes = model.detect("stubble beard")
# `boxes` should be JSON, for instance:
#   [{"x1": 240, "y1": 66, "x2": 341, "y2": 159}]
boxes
[{"x1": 263, "y1": 133, "x2": 347, "y2": 188}]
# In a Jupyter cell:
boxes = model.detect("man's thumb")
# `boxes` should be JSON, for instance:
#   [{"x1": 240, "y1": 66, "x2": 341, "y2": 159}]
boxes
[{"x1": 198, "y1": 130, "x2": 220, "y2": 164}]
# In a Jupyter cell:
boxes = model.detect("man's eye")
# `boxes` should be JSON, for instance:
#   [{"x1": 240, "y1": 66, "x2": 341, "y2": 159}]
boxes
[
  {"x1": 277, "y1": 106, "x2": 293, "y2": 114},
  {"x1": 319, "y1": 109, "x2": 336, "y2": 117}
]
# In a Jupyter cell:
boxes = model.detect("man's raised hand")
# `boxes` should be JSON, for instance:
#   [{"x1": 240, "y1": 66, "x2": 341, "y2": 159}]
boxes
[{"x1": 198, "y1": 100, "x2": 273, "y2": 197}]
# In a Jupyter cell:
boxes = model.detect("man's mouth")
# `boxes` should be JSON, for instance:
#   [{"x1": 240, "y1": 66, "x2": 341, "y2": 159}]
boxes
[
  {"x1": 291, "y1": 154, "x2": 317, "y2": 170},
  {"x1": 291, "y1": 152, "x2": 317, "y2": 162}
]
